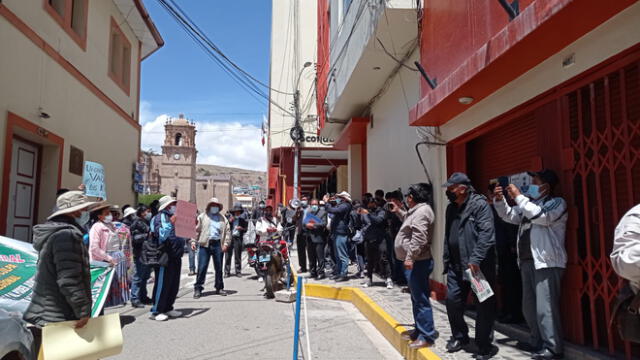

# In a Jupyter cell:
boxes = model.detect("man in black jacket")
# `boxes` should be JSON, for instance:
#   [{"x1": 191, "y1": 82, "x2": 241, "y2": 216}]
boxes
[
  {"x1": 323, "y1": 191, "x2": 353, "y2": 282},
  {"x1": 303, "y1": 199, "x2": 328, "y2": 279},
  {"x1": 251, "y1": 201, "x2": 267, "y2": 225},
  {"x1": 443, "y1": 173, "x2": 497, "y2": 360},
  {"x1": 24, "y1": 191, "x2": 94, "y2": 329},
  {"x1": 130, "y1": 205, "x2": 153, "y2": 307},
  {"x1": 360, "y1": 198, "x2": 392, "y2": 288},
  {"x1": 294, "y1": 196, "x2": 311, "y2": 273},
  {"x1": 225, "y1": 203, "x2": 248, "y2": 277}
]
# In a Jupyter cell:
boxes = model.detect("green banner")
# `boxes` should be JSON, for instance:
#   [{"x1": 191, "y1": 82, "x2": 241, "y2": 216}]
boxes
[{"x1": 0, "y1": 236, "x2": 114, "y2": 317}]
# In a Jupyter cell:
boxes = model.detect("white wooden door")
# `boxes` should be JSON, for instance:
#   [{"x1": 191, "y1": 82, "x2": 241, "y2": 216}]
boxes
[{"x1": 6, "y1": 138, "x2": 40, "y2": 242}]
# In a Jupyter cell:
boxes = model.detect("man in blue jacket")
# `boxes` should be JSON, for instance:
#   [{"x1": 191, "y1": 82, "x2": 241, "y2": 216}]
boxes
[
  {"x1": 443, "y1": 173, "x2": 497, "y2": 360},
  {"x1": 150, "y1": 196, "x2": 186, "y2": 321},
  {"x1": 323, "y1": 191, "x2": 353, "y2": 282}
]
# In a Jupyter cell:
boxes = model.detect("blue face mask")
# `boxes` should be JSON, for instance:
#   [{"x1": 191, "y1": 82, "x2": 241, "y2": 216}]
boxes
[
  {"x1": 210, "y1": 207, "x2": 220, "y2": 215},
  {"x1": 525, "y1": 185, "x2": 541, "y2": 199},
  {"x1": 335, "y1": 198, "x2": 343, "y2": 204},
  {"x1": 311, "y1": 205, "x2": 319, "y2": 212}
]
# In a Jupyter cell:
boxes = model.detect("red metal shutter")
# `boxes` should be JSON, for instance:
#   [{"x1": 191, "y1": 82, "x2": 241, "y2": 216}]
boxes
[{"x1": 466, "y1": 111, "x2": 540, "y2": 190}]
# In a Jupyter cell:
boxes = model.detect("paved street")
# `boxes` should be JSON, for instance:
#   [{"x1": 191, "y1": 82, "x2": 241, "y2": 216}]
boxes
[{"x1": 107, "y1": 255, "x2": 402, "y2": 360}]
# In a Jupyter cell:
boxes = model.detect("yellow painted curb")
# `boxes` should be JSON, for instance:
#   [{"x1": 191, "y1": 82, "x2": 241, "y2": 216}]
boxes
[{"x1": 291, "y1": 269, "x2": 441, "y2": 360}]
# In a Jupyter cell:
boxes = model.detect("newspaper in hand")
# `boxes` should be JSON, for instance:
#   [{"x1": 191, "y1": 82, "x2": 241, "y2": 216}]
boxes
[{"x1": 464, "y1": 268, "x2": 494, "y2": 303}]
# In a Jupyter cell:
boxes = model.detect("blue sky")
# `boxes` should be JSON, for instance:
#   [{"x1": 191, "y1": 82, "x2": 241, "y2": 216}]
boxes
[{"x1": 140, "y1": 0, "x2": 271, "y2": 171}]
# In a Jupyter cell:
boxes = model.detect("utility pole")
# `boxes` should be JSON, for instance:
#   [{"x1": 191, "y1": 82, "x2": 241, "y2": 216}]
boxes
[{"x1": 293, "y1": 89, "x2": 300, "y2": 200}]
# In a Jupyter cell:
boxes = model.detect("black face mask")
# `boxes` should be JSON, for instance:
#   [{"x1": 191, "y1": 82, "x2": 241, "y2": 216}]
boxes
[{"x1": 446, "y1": 190, "x2": 458, "y2": 203}]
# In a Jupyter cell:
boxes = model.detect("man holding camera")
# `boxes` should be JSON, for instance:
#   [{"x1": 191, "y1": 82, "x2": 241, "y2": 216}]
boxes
[
  {"x1": 323, "y1": 192, "x2": 353, "y2": 282},
  {"x1": 493, "y1": 169, "x2": 568, "y2": 360}
]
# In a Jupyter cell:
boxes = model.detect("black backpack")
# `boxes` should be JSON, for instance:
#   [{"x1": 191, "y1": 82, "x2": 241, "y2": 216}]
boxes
[{"x1": 141, "y1": 219, "x2": 168, "y2": 268}]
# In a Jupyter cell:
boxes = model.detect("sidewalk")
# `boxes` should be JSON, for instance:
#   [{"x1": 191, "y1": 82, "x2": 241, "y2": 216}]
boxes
[{"x1": 290, "y1": 250, "x2": 613, "y2": 360}]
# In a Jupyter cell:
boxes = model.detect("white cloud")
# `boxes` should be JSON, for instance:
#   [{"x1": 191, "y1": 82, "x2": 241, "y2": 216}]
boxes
[{"x1": 140, "y1": 108, "x2": 266, "y2": 172}]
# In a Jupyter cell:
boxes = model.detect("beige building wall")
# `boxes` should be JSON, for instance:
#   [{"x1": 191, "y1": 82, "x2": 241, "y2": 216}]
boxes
[
  {"x1": 347, "y1": 144, "x2": 363, "y2": 198},
  {"x1": 0, "y1": 0, "x2": 158, "y2": 226},
  {"x1": 366, "y1": 50, "x2": 447, "y2": 280},
  {"x1": 336, "y1": 166, "x2": 348, "y2": 194}
]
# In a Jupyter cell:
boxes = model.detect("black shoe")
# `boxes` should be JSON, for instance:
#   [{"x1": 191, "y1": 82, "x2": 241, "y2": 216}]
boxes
[
  {"x1": 477, "y1": 345, "x2": 499, "y2": 360},
  {"x1": 236, "y1": 272, "x2": 242, "y2": 277},
  {"x1": 516, "y1": 341, "x2": 539, "y2": 353},
  {"x1": 330, "y1": 274, "x2": 339, "y2": 280},
  {"x1": 141, "y1": 298, "x2": 154, "y2": 305},
  {"x1": 215, "y1": 289, "x2": 227, "y2": 296},
  {"x1": 335, "y1": 276, "x2": 349, "y2": 282},
  {"x1": 310, "y1": 272, "x2": 318, "y2": 279},
  {"x1": 131, "y1": 301, "x2": 144, "y2": 308},
  {"x1": 446, "y1": 338, "x2": 468, "y2": 353},
  {"x1": 193, "y1": 290, "x2": 202, "y2": 299},
  {"x1": 297, "y1": 268, "x2": 308, "y2": 273},
  {"x1": 316, "y1": 274, "x2": 326, "y2": 280},
  {"x1": 401, "y1": 331, "x2": 418, "y2": 341},
  {"x1": 188, "y1": 271, "x2": 196, "y2": 276},
  {"x1": 532, "y1": 349, "x2": 563, "y2": 360},
  {"x1": 224, "y1": 273, "x2": 231, "y2": 278}
]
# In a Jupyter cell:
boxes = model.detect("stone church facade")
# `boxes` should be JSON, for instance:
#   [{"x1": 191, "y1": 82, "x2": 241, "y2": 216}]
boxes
[{"x1": 142, "y1": 115, "x2": 233, "y2": 211}]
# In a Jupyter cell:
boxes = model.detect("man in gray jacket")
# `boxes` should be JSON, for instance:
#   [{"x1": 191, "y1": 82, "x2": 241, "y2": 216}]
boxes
[
  {"x1": 24, "y1": 191, "x2": 95, "y2": 328},
  {"x1": 494, "y1": 169, "x2": 567, "y2": 360}
]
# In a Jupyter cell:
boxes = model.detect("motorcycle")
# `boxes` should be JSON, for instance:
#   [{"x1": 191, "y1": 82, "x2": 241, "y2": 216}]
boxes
[{"x1": 254, "y1": 233, "x2": 291, "y2": 299}]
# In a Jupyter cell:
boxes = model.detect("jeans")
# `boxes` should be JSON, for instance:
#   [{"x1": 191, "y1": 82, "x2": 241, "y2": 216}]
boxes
[
  {"x1": 365, "y1": 239, "x2": 391, "y2": 280},
  {"x1": 224, "y1": 236, "x2": 243, "y2": 275},
  {"x1": 195, "y1": 240, "x2": 224, "y2": 292},
  {"x1": 131, "y1": 256, "x2": 151, "y2": 302},
  {"x1": 188, "y1": 243, "x2": 197, "y2": 272},
  {"x1": 521, "y1": 260, "x2": 564, "y2": 354},
  {"x1": 446, "y1": 266, "x2": 496, "y2": 352},
  {"x1": 405, "y1": 259, "x2": 437, "y2": 342},
  {"x1": 333, "y1": 234, "x2": 349, "y2": 277}
]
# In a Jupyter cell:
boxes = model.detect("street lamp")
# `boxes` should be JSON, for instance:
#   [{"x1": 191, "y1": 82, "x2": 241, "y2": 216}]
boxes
[{"x1": 292, "y1": 61, "x2": 313, "y2": 200}]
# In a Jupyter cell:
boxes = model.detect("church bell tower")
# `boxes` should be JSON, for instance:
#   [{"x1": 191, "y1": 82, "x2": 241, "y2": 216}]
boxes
[{"x1": 159, "y1": 114, "x2": 197, "y2": 202}]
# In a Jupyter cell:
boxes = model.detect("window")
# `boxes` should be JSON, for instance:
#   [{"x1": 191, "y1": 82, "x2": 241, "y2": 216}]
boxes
[
  {"x1": 44, "y1": 0, "x2": 88, "y2": 49},
  {"x1": 175, "y1": 133, "x2": 182, "y2": 146},
  {"x1": 108, "y1": 18, "x2": 132, "y2": 94}
]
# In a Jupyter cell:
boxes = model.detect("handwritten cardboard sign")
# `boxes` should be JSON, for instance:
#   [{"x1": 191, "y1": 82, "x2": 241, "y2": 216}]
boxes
[
  {"x1": 175, "y1": 200, "x2": 197, "y2": 239},
  {"x1": 83, "y1": 161, "x2": 107, "y2": 199}
]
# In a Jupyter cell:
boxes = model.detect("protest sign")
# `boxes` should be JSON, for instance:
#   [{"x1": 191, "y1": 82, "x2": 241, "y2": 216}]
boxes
[
  {"x1": 83, "y1": 161, "x2": 107, "y2": 199},
  {"x1": 42, "y1": 313, "x2": 123, "y2": 360},
  {"x1": 175, "y1": 200, "x2": 198, "y2": 239},
  {"x1": 0, "y1": 236, "x2": 114, "y2": 317}
]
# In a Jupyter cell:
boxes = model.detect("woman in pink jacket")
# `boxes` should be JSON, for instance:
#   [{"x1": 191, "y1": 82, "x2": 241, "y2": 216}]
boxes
[{"x1": 89, "y1": 202, "x2": 132, "y2": 307}]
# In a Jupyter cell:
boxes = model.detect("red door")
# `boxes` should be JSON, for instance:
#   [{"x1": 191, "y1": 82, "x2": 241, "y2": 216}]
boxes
[{"x1": 562, "y1": 55, "x2": 640, "y2": 358}]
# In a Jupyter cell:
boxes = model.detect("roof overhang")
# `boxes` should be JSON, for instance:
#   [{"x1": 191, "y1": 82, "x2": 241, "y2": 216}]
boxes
[
  {"x1": 409, "y1": 0, "x2": 637, "y2": 127},
  {"x1": 333, "y1": 117, "x2": 370, "y2": 150},
  {"x1": 114, "y1": 0, "x2": 165, "y2": 59}
]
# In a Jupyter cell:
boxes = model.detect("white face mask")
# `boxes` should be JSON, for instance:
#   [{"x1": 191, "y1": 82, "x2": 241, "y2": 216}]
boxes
[
  {"x1": 103, "y1": 214, "x2": 113, "y2": 224},
  {"x1": 75, "y1": 211, "x2": 90, "y2": 226},
  {"x1": 210, "y1": 207, "x2": 220, "y2": 215},
  {"x1": 168, "y1": 205, "x2": 177, "y2": 215},
  {"x1": 144, "y1": 212, "x2": 152, "y2": 221}
]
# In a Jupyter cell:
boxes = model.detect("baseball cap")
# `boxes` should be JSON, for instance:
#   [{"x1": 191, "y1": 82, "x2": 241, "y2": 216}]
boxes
[{"x1": 442, "y1": 172, "x2": 472, "y2": 188}]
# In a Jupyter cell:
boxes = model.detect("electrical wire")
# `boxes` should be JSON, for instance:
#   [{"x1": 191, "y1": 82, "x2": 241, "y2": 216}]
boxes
[
  {"x1": 165, "y1": 0, "x2": 295, "y2": 95},
  {"x1": 156, "y1": 0, "x2": 296, "y2": 117}
]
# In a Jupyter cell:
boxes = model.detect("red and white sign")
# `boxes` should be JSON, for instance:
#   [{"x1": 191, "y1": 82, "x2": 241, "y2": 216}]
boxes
[{"x1": 175, "y1": 200, "x2": 197, "y2": 239}]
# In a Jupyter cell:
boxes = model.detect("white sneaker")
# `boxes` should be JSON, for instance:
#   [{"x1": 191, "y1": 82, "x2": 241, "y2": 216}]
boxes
[
  {"x1": 155, "y1": 314, "x2": 169, "y2": 321},
  {"x1": 258, "y1": 277, "x2": 264, "y2": 283},
  {"x1": 166, "y1": 310, "x2": 181, "y2": 318},
  {"x1": 386, "y1": 278, "x2": 394, "y2": 289}
]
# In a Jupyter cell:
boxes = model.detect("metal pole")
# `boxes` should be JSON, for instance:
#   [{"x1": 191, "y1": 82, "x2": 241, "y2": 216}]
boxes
[
  {"x1": 293, "y1": 90, "x2": 300, "y2": 200},
  {"x1": 292, "y1": 276, "x2": 303, "y2": 360}
]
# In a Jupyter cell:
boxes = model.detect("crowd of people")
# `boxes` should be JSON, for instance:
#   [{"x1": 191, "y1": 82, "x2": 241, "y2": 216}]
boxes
[{"x1": 28, "y1": 165, "x2": 640, "y2": 360}]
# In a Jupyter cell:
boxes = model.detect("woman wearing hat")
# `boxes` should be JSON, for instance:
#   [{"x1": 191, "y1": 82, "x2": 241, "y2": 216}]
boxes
[
  {"x1": 150, "y1": 196, "x2": 186, "y2": 321},
  {"x1": 24, "y1": 191, "x2": 95, "y2": 329},
  {"x1": 192, "y1": 198, "x2": 232, "y2": 299},
  {"x1": 89, "y1": 203, "x2": 132, "y2": 307}
]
